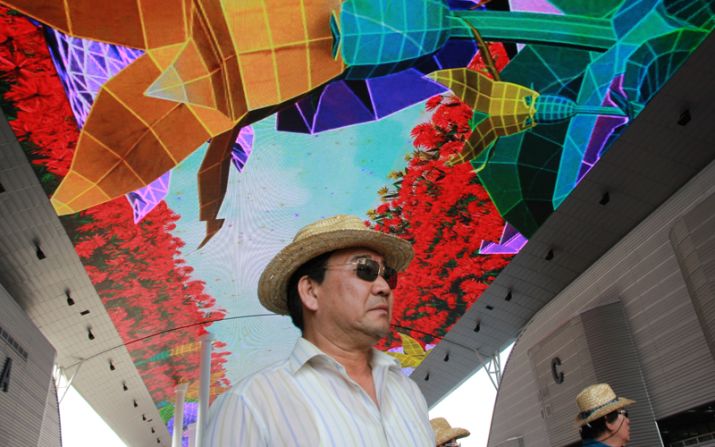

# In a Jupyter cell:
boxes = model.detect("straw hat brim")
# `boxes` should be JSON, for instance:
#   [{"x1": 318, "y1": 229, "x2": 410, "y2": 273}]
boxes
[
  {"x1": 258, "y1": 228, "x2": 413, "y2": 315},
  {"x1": 435, "y1": 427, "x2": 470, "y2": 445},
  {"x1": 575, "y1": 397, "x2": 635, "y2": 426}
]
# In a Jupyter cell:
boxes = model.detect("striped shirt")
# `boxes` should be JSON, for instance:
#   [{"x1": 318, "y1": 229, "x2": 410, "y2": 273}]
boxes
[{"x1": 204, "y1": 338, "x2": 434, "y2": 446}]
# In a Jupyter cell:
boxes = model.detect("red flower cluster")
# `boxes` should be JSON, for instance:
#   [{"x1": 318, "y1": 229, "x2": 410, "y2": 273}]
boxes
[
  {"x1": 0, "y1": 10, "x2": 75, "y2": 176},
  {"x1": 0, "y1": 7, "x2": 230, "y2": 407},
  {"x1": 371, "y1": 53, "x2": 513, "y2": 348},
  {"x1": 468, "y1": 42, "x2": 510, "y2": 78},
  {"x1": 77, "y1": 198, "x2": 232, "y2": 404}
]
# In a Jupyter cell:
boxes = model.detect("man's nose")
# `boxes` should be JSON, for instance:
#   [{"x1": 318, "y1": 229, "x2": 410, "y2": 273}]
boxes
[{"x1": 372, "y1": 274, "x2": 391, "y2": 296}]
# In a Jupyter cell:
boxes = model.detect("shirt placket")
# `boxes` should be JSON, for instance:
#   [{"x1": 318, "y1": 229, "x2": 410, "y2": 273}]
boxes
[
  {"x1": 372, "y1": 364, "x2": 394, "y2": 446},
  {"x1": 332, "y1": 359, "x2": 391, "y2": 446}
]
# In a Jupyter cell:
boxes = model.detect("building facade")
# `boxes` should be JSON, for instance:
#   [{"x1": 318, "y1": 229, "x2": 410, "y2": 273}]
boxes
[
  {"x1": 0, "y1": 284, "x2": 61, "y2": 447},
  {"x1": 488, "y1": 161, "x2": 715, "y2": 446}
]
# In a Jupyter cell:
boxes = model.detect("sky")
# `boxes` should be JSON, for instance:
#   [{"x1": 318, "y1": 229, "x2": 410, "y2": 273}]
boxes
[
  {"x1": 59, "y1": 344, "x2": 513, "y2": 447},
  {"x1": 59, "y1": 385, "x2": 130, "y2": 447},
  {"x1": 428, "y1": 344, "x2": 513, "y2": 447}
]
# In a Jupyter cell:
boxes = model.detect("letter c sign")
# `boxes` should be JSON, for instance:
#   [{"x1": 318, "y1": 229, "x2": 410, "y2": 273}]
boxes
[{"x1": 551, "y1": 357, "x2": 564, "y2": 384}]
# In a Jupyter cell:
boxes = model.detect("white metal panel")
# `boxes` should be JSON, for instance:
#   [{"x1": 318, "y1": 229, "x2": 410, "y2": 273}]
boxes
[
  {"x1": 0, "y1": 283, "x2": 56, "y2": 447},
  {"x1": 488, "y1": 160, "x2": 715, "y2": 446}
]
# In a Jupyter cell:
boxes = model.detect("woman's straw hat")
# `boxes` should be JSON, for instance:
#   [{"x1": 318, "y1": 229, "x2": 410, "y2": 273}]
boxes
[
  {"x1": 258, "y1": 215, "x2": 413, "y2": 315},
  {"x1": 431, "y1": 417, "x2": 470, "y2": 445},
  {"x1": 575, "y1": 383, "x2": 635, "y2": 426}
]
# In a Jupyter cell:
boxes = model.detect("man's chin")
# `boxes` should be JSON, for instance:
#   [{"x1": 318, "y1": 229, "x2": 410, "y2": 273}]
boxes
[{"x1": 365, "y1": 323, "x2": 390, "y2": 341}]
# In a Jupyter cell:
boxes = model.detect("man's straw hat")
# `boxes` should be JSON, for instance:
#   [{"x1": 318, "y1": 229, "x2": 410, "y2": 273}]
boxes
[
  {"x1": 431, "y1": 417, "x2": 470, "y2": 445},
  {"x1": 258, "y1": 215, "x2": 413, "y2": 315},
  {"x1": 575, "y1": 383, "x2": 635, "y2": 426}
]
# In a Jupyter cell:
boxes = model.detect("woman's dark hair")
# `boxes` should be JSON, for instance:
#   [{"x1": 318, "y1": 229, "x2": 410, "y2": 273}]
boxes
[
  {"x1": 579, "y1": 410, "x2": 620, "y2": 440},
  {"x1": 286, "y1": 251, "x2": 334, "y2": 332}
]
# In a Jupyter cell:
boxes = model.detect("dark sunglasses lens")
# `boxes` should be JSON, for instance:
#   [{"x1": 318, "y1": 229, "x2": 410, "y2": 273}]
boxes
[
  {"x1": 356, "y1": 261, "x2": 380, "y2": 281},
  {"x1": 355, "y1": 260, "x2": 398, "y2": 289},
  {"x1": 383, "y1": 266, "x2": 398, "y2": 289}
]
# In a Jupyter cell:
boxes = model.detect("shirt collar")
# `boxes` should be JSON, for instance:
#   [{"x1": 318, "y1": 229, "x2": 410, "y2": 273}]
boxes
[
  {"x1": 288, "y1": 337, "x2": 402, "y2": 374},
  {"x1": 287, "y1": 337, "x2": 325, "y2": 374},
  {"x1": 372, "y1": 347, "x2": 402, "y2": 371}
]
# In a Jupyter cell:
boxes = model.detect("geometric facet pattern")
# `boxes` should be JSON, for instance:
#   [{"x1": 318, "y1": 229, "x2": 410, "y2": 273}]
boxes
[
  {"x1": 45, "y1": 29, "x2": 142, "y2": 128},
  {"x1": 339, "y1": 0, "x2": 451, "y2": 79},
  {"x1": 231, "y1": 126, "x2": 254, "y2": 173},
  {"x1": 126, "y1": 171, "x2": 171, "y2": 224},
  {"x1": 479, "y1": 223, "x2": 528, "y2": 255}
]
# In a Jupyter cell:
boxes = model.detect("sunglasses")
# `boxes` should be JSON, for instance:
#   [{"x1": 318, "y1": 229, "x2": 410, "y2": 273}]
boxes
[
  {"x1": 324, "y1": 258, "x2": 398, "y2": 289},
  {"x1": 617, "y1": 409, "x2": 629, "y2": 418},
  {"x1": 441, "y1": 441, "x2": 461, "y2": 447}
]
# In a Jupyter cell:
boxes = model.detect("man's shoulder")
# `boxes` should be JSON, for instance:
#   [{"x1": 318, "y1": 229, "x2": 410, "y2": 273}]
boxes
[
  {"x1": 370, "y1": 349, "x2": 420, "y2": 386},
  {"x1": 390, "y1": 370, "x2": 425, "y2": 397}
]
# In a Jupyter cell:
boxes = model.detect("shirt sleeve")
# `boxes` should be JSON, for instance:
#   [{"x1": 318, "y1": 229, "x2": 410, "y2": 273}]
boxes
[{"x1": 204, "y1": 391, "x2": 269, "y2": 447}]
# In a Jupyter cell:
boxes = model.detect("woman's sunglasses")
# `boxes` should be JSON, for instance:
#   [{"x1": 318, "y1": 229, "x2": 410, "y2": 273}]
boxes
[
  {"x1": 617, "y1": 409, "x2": 629, "y2": 418},
  {"x1": 324, "y1": 258, "x2": 398, "y2": 289}
]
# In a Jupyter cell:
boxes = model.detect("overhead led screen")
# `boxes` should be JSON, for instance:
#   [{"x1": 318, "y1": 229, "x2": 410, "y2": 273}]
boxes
[{"x1": 1, "y1": 0, "x2": 711, "y2": 443}]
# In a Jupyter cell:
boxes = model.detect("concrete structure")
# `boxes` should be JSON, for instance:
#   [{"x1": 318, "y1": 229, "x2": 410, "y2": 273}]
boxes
[
  {"x1": 489, "y1": 161, "x2": 715, "y2": 446},
  {"x1": 0, "y1": 283, "x2": 60, "y2": 447}
]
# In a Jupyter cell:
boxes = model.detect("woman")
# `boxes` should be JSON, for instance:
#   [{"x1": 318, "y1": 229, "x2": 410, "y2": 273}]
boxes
[{"x1": 575, "y1": 383, "x2": 634, "y2": 446}]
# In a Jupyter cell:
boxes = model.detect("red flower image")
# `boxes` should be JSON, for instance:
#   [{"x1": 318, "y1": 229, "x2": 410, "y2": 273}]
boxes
[
  {"x1": 469, "y1": 41, "x2": 510, "y2": 78},
  {"x1": 371, "y1": 44, "x2": 514, "y2": 349},
  {"x1": 0, "y1": 6, "x2": 230, "y2": 412}
]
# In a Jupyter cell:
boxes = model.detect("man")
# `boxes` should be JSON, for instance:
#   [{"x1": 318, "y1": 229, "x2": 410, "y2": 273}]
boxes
[
  {"x1": 205, "y1": 215, "x2": 434, "y2": 446},
  {"x1": 575, "y1": 383, "x2": 634, "y2": 446},
  {"x1": 430, "y1": 417, "x2": 470, "y2": 447}
]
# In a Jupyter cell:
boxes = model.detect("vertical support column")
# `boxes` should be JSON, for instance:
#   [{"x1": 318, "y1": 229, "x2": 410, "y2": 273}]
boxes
[
  {"x1": 172, "y1": 383, "x2": 188, "y2": 447},
  {"x1": 194, "y1": 333, "x2": 213, "y2": 447}
]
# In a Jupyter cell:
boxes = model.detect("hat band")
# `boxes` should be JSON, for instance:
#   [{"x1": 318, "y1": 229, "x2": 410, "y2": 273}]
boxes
[{"x1": 578, "y1": 397, "x2": 619, "y2": 420}]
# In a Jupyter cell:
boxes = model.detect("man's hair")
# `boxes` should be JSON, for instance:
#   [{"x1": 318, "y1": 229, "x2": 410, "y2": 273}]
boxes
[
  {"x1": 286, "y1": 251, "x2": 334, "y2": 331},
  {"x1": 579, "y1": 410, "x2": 620, "y2": 440}
]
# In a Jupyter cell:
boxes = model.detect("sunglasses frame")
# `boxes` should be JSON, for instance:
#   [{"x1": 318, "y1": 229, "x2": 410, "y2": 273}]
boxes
[
  {"x1": 617, "y1": 409, "x2": 629, "y2": 418},
  {"x1": 324, "y1": 257, "x2": 398, "y2": 289}
]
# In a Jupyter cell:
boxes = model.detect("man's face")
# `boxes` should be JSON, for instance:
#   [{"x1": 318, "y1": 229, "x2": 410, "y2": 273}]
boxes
[
  {"x1": 616, "y1": 411, "x2": 631, "y2": 444},
  {"x1": 312, "y1": 247, "x2": 394, "y2": 343},
  {"x1": 606, "y1": 410, "x2": 630, "y2": 445}
]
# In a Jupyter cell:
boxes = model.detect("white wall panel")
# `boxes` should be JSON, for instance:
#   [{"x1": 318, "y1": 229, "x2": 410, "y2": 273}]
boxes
[
  {"x1": 489, "y1": 160, "x2": 715, "y2": 447},
  {"x1": 0, "y1": 283, "x2": 57, "y2": 447}
]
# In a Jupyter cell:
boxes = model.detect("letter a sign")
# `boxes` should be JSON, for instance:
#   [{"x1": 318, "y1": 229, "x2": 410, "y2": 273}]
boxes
[{"x1": 1, "y1": 357, "x2": 11, "y2": 392}]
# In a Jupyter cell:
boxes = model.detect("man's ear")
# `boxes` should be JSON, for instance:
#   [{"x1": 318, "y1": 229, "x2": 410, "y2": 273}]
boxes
[{"x1": 297, "y1": 275, "x2": 319, "y2": 312}]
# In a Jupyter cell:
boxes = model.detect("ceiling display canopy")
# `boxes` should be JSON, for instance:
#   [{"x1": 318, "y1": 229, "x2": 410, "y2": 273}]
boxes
[{"x1": 0, "y1": 0, "x2": 711, "y2": 443}]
